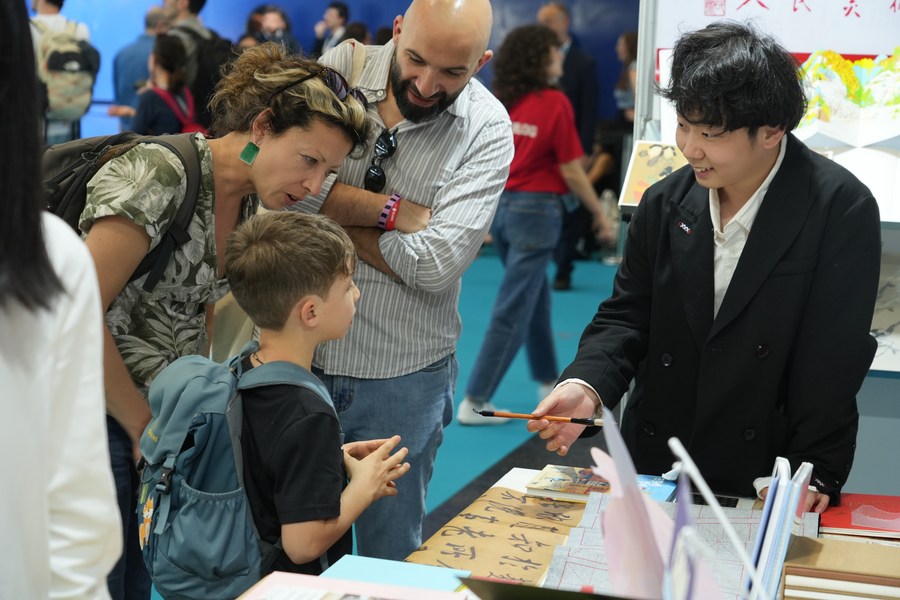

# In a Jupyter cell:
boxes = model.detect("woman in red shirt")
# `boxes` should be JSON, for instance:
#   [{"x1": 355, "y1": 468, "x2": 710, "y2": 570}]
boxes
[{"x1": 458, "y1": 24, "x2": 613, "y2": 425}]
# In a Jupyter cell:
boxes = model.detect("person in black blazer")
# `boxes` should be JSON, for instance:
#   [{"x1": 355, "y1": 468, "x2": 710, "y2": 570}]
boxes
[
  {"x1": 537, "y1": 2, "x2": 597, "y2": 154},
  {"x1": 527, "y1": 21, "x2": 881, "y2": 513}
]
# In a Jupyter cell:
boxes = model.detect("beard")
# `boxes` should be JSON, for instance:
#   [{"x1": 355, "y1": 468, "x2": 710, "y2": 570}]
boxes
[{"x1": 390, "y1": 52, "x2": 465, "y2": 123}]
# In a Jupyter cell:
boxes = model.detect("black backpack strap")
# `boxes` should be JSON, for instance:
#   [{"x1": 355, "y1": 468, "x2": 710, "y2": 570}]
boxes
[{"x1": 130, "y1": 134, "x2": 202, "y2": 292}]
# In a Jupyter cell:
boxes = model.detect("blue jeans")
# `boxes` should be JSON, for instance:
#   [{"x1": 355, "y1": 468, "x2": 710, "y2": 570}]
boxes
[
  {"x1": 466, "y1": 191, "x2": 562, "y2": 402},
  {"x1": 313, "y1": 355, "x2": 456, "y2": 560},
  {"x1": 107, "y1": 417, "x2": 151, "y2": 600}
]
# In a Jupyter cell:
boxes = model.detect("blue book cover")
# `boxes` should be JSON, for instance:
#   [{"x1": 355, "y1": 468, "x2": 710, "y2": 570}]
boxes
[
  {"x1": 321, "y1": 554, "x2": 470, "y2": 592},
  {"x1": 636, "y1": 474, "x2": 677, "y2": 502}
]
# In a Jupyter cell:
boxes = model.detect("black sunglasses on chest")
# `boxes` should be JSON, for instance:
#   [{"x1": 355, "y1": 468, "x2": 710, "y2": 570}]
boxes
[{"x1": 364, "y1": 128, "x2": 398, "y2": 193}]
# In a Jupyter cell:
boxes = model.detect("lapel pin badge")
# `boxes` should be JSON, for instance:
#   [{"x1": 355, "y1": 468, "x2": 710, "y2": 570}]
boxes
[{"x1": 676, "y1": 220, "x2": 693, "y2": 235}]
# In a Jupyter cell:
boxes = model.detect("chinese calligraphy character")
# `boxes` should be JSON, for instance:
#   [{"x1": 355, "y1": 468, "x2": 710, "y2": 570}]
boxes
[
  {"x1": 890, "y1": 0, "x2": 898, "y2": 12},
  {"x1": 458, "y1": 512, "x2": 499, "y2": 524},
  {"x1": 737, "y1": 0, "x2": 770, "y2": 9},
  {"x1": 485, "y1": 571, "x2": 526, "y2": 583},
  {"x1": 844, "y1": 0, "x2": 860, "y2": 16},
  {"x1": 793, "y1": 0, "x2": 812, "y2": 11},
  {"x1": 440, "y1": 525, "x2": 495, "y2": 539},
  {"x1": 440, "y1": 543, "x2": 476, "y2": 560},
  {"x1": 482, "y1": 500, "x2": 526, "y2": 517},
  {"x1": 498, "y1": 555, "x2": 543, "y2": 571},
  {"x1": 499, "y1": 490, "x2": 528, "y2": 504},
  {"x1": 508, "y1": 533, "x2": 551, "y2": 553},
  {"x1": 509, "y1": 520, "x2": 563, "y2": 533},
  {"x1": 704, "y1": 0, "x2": 726, "y2": 16},
  {"x1": 535, "y1": 509, "x2": 572, "y2": 523}
]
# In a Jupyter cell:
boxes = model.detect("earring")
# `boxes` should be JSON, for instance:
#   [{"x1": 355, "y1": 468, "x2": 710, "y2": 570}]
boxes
[{"x1": 239, "y1": 141, "x2": 260, "y2": 165}]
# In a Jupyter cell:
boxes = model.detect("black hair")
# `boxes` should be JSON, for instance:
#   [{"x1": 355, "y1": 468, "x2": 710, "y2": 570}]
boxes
[
  {"x1": 342, "y1": 21, "x2": 369, "y2": 44},
  {"x1": 255, "y1": 4, "x2": 293, "y2": 31},
  {"x1": 329, "y1": 2, "x2": 349, "y2": 22},
  {"x1": 187, "y1": 0, "x2": 207, "y2": 15},
  {"x1": 374, "y1": 26, "x2": 393, "y2": 46},
  {"x1": 0, "y1": 0, "x2": 64, "y2": 310},
  {"x1": 492, "y1": 25, "x2": 560, "y2": 110},
  {"x1": 152, "y1": 34, "x2": 188, "y2": 96},
  {"x1": 658, "y1": 21, "x2": 806, "y2": 135}
]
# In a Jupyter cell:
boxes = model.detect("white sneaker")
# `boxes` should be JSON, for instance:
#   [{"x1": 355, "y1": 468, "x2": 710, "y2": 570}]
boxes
[
  {"x1": 456, "y1": 398, "x2": 510, "y2": 426},
  {"x1": 538, "y1": 382, "x2": 556, "y2": 402}
]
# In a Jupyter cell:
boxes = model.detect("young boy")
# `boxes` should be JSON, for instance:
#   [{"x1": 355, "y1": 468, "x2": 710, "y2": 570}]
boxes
[
  {"x1": 529, "y1": 21, "x2": 881, "y2": 512},
  {"x1": 224, "y1": 211, "x2": 410, "y2": 574}
]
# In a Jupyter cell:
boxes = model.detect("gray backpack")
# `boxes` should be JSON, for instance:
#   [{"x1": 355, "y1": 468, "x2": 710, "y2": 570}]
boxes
[
  {"x1": 31, "y1": 19, "x2": 100, "y2": 121},
  {"x1": 137, "y1": 342, "x2": 334, "y2": 599}
]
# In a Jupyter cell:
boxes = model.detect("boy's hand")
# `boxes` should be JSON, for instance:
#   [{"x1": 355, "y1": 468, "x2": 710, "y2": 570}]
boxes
[
  {"x1": 342, "y1": 439, "x2": 391, "y2": 460},
  {"x1": 344, "y1": 435, "x2": 410, "y2": 502}
]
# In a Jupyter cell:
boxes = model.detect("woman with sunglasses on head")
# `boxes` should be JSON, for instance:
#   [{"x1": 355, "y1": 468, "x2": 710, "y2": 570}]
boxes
[
  {"x1": 459, "y1": 24, "x2": 614, "y2": 425},
  {"x1": 80, "y1": 41, "x2": 370, "y2": 598}
]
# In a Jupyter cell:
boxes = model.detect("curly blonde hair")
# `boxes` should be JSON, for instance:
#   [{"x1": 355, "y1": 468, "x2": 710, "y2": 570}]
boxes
[{"x1": 209, "y1": 42, "x2": 370, "y2": 152}]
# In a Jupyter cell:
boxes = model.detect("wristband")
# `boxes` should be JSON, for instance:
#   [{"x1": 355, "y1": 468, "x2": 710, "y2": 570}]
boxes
[
  {"x1": 385, "y1": 199, "x2": 401, "y2": 231},
  {"x1": 379, "y1": 193, "x2": 402, "y2": 231}
]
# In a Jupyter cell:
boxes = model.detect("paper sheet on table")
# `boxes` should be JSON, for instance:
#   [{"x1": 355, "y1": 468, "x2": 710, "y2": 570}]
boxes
[{"x1": 544, "y1": 488, "x2": 818, "y2": 599}]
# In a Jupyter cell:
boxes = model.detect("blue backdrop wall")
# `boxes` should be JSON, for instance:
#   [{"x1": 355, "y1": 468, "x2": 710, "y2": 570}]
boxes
[{"x1": 30, "y1": 0, "x2": 638, "y2": 134}]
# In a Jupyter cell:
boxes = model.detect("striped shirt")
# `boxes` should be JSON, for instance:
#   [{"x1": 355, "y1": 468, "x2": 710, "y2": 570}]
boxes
[{"x1": 292, "y1": 40, "x2": 514, "y2": 378}]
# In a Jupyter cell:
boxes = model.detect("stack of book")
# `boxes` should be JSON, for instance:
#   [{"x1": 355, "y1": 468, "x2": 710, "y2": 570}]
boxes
[
  {"x1": 781, "y1": 535, "x2": 900, "y2": 599},
  {"x1": 819, "y1": 492, "x2": 900, "y2": 546},
  {"x1": 525, "y1": 465, "x2": 609, "y2": 503}
]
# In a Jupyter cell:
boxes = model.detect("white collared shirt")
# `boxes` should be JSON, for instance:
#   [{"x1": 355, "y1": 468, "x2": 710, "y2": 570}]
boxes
[
  {"x1": 564, "y1": 135, "x2": 789, "y2": 412},
  {"x1": 709, "y1": 135, "x2": 787, "y2": 317}
]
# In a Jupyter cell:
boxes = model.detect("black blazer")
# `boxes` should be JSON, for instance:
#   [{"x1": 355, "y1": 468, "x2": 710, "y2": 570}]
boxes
[
  {"x1": 565, "y1": 134, "x2": 881, "y2": 500},
  {"x1": 560, "y1": 42, "x2": 598, "y2": 156}
]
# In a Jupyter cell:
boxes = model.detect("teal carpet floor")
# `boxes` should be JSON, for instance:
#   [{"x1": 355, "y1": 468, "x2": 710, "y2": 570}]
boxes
[{"x1": 427, "y1": 250, "x2": 617, "y2": 512}]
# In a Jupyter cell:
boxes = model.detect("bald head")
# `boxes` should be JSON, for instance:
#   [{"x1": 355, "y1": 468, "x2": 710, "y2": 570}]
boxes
[
  {"x1": 389, "y1": 0, "x2": 494, "y2": 122},
  {"x1": 401, "y1": 0, "x2": 493, "y2": 63}
]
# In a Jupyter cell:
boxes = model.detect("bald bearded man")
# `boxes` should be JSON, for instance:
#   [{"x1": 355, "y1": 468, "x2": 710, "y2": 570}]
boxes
[{"x1": 288, "y1": 0, "x2": 514, "y2": 560}]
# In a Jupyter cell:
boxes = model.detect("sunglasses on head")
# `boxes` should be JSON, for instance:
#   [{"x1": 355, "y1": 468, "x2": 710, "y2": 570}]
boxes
[
  {"x1": 364, "y1": 128, "x2": 398, "y2": 193},
  {"x1": 268, "y1": 67, "x2": 369, "y2": 109}
]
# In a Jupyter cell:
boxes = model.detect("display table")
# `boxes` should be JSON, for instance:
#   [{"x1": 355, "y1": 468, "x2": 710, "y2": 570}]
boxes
[{"x1": 406, "y1": 468, "x2": 588, "y2": 585}]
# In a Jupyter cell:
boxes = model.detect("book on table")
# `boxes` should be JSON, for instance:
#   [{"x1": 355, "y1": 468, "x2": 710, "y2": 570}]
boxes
[
  {"x1": 524, "y1": 465, "x2": 610, "y2": 503},
  {"x1": 819, "y1": 492, "x2": 900, "y2": 539},
  {"x1": 525, "y1": 465, "x2": 679, "y2": 503},
  {"x1": 780, "y1": 534, "x2": 900, "y2": 599},
  {"x1": 635, "y1": 473, "x2": 677, "y2": 502}
]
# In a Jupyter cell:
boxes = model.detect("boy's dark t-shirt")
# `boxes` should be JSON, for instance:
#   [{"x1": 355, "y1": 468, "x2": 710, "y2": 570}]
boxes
[{"x1": 240, "y1": 359, "x2": 351, "y2": 575}]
